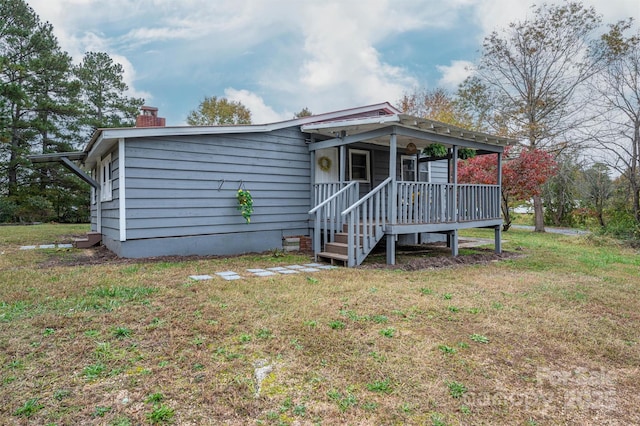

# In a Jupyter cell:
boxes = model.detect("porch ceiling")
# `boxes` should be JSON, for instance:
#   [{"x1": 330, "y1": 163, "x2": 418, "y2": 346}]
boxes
[{"x1": 302, "y1": 114, "x2": 516, "y2": 152}]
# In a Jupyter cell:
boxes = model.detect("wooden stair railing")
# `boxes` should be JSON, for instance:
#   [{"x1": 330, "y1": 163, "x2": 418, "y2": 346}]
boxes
[{"x1": 317, "y1": 177, "x2": 393, "y2": 267}]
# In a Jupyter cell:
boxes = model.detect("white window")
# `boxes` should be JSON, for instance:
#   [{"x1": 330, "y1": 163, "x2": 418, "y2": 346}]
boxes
[
  {"x1": 91, "y1": 168, "x2": 96, "y2": 205},
  {"x1": 349, "y1": 149, "x2": 370, "y2": 183},
  {"x1": 419, "y1": 160, "x2": 431, "y2": 182},
  {"x1": 401, "y1": 155, "x2": 417, "y2": 181},
  {"x1": 100, "y1": 154, "x2": 113, "y2": 202}
]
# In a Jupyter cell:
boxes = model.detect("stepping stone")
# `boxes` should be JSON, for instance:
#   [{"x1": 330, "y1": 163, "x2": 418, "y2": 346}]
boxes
[
  {"x1": 20, "y1": 246, "x2": 37, "y2": 250},
  {"x1": 285, "y1": 265, "x2": 305, "y2": 269},
  {"x1": 216, "y1": 271, "x2": 242, "y2": 280},
  {"x1": 303, "y1": 263, "x2": 324, "y2": 267},
  {"x1": 316, "y1": 265, "x2": 338, "y2": 270},
  {"x1": 276, "y1": 269, "x2": 299, "y2": 274},
  {"x1": 266, "y1": 267, "x2": 288, "y2": 272},
  {"x1": 57, "y1": 244, "x2": 73, "y2": 249},
  {"x1": 299, "y1": 267, "x2": 320, "y2": 272},
  {"x1": 189, "y1": 275, "x2": 213, "y2": 281},
  {"x1": 39, "y1": 244, "x2": 56, "y2": 249},
  {"x1": 246, "y1": 268, "x2": 277, "y2": 277},
  {"x1": 253, "y1": 271, "x2": 277, "y2": 277}
]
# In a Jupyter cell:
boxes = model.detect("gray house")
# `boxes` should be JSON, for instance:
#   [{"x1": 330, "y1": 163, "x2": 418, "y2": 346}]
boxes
[{"x1": 32, "y1": 102, "x2": 510, "y2": 267}]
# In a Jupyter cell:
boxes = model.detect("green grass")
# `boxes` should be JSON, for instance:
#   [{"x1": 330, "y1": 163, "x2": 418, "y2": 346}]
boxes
[{"x1": 0, "y1": 224, "x2": 639, "y2": 424}]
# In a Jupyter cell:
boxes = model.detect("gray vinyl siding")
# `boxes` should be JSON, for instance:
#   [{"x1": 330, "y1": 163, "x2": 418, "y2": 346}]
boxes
[
  {"x1": 90, "y1": 150, "x2": 120, "y2": 240},
  {"x1": 101, "y1": 150, "x2": 120, "y2": 242},
  {"x1": 122, "y1": 127, "x2": 311, "y2": 241},
  {"x1": 429, "y1": 160, "x2": 448, "y2": 183}
]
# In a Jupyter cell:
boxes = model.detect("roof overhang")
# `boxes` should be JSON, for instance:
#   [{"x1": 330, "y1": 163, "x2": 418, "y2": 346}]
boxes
[
  {"x1": 28, "y1": 151, "x2": 98, "y2": 188},
  {"x1": 303, "y1": 114, "x2": 516, "y2": 153},
  {"x1": 83, "y1": 101, "x2": 401, "y2": 168}
]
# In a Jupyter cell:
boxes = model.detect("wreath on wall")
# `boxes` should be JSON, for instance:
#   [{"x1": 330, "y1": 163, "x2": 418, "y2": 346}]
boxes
[{"x1": 317, "y1": 156, "x2": 332, "y2": 172}]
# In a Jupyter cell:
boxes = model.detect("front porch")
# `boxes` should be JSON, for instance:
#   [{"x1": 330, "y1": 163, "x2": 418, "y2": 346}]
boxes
[
  {"x1": 305, "y1": 113, "x2": 512, "y2": 267},
  {"x1": 310, "y1": 180, "x2": 502, "y2": 267}
]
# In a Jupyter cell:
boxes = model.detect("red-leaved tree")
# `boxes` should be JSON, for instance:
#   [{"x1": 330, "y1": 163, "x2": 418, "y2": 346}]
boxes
[{"x1": 458, "y1": 147, "x2": 557, "y2": 230}]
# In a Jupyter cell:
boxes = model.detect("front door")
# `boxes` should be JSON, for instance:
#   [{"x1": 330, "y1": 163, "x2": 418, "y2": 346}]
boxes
[{"x1": 315, "y1": 148, "x2": 339, "y2": 183}]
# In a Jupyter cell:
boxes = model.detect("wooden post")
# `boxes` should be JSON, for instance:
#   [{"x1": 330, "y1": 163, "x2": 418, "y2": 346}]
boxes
[
  {"x1": 494, "y1": 225, "x2": 502, "y2": 254},
  {"x1": 451, "y1": 229, "x2": 459, "y2": 256},
  {"x1": 386, "y1": 234, "x2": 396, "y2": 265},
  {"x1": 387, "y1": 131, "x2": 398, "y2": 265},
  {"x1": 452, "y1": 145, "x2": 458, "y2": 222},
  {"x1": 339, "y1": 145, "x2": 346, "y2": 182},
  {"x1": 496, "y1": 151, "x2": 503, "y2": 253}
]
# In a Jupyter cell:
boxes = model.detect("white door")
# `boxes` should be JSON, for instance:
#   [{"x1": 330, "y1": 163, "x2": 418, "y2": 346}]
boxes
[{"x1": 315, "y1": 148, "x2": 339, "y2": 183}]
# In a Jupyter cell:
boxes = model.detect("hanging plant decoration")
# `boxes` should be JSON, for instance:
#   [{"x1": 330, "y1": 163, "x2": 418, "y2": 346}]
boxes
[
  {"x1": 422, "y1": 143, "x2": 448, "y2": 158},
  {"x1": 458, "y1": 148, "x2": 476, "y2": 160},
  {"x1": 237, "y1": 189, "x2": 253, "y2": 224},
  {"x1": 317, "y1": 156, "x2": 332, "y2": 172}
]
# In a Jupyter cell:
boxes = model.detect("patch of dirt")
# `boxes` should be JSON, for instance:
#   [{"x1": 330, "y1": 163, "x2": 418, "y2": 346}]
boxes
[
  {"x1": 38, "y1": 242, "x2": 524, "y2": 270},
  {"x1": 360, "y1": 245, "x2": 525, "y2": 271},
  {"x1": 37, "y1": 245, "x2": 224, "y2": 268}
]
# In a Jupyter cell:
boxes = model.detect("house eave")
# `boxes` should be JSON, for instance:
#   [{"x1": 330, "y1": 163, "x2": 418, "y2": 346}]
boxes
[{"x1": 83, "y1": 101, "x2": 401, "y2": 168}]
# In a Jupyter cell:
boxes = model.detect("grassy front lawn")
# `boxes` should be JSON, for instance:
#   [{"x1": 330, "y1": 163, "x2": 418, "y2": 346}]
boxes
[{"x1": 0, "y1": 224, "x2": 638, "y2": 425}]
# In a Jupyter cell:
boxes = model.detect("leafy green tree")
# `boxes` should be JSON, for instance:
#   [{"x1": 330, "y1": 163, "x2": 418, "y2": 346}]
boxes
[
  {"x1": 187, "y1": 96, "x2": 251, "y2": 125},
  {"x1": 293, "y1": 107, "x2": 313, "y2": 119},
  {"x1": 398, "y1": 88, "x2": 475, "y2": 129},
  {"x1": 458, "y1": 2, "x2": 610, "y2": 232},
  {"x1": 75, "y1": 51, "x2": 144, "y2": 132},
  {"x1": 543, "y1": 153, "x2": 581, "y2": 227},
  {"x1": 579, "y1": 163, "x2": 613, "y2": 228},
  {"x1": 0, "y1": 0, "x2": 60, "y2": 199}
]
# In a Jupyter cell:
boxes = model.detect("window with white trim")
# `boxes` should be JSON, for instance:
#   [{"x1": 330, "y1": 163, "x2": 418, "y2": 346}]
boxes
[
  {"x1": 349, "y1": 149, "x2": 370, "y2": 183},
  {"x1": 419, "y1": 160, "x2": 431, "y2": 182},
  {"x1": 91, "y1": 168, "x2": 96, "y2": 204},
  {"x1": 401, "y1": 155, "x2": 417, "y2": 181},
  {"x1": 100, "y1": 154, "x2": 113, "y2": 202}
]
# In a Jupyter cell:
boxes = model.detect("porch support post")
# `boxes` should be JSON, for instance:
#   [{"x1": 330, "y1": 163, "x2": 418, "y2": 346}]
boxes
[
  {"x1": 339, "y1": 145, "x2": 346, "y2": 182},
  {"x1": 387, "y1": 130, "x2": 398, "y2": 265},
  {"x1": 495, "y1": 151, "x2": 503, "y2": 253},
  {"x1": 386, "y1": 234, "x2": 396, "y2": 265},
  {"x1": 451, "y1": 229, "x2": 459, "y2": 256},
  {"x1": 452, "y1": 145, "x2": 458, "y2": 222}
]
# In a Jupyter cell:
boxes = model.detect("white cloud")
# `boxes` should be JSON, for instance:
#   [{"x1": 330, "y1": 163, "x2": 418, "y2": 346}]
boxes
[
  {"x1": 25, "y1": 0, "x2": 639, "y2": 125},
  {"x1": 471, "y1": 0, "x2": 639, "y2": 39},
  {"x1": 224, "y1": 88, "x2": 290, "y2": 124},
  {"x1": 437, "y1": 60, "x2": 474, "y2": 89}
]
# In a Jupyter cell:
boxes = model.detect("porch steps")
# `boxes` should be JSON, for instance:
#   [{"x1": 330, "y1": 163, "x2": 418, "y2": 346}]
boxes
[
  {"x1": 74, "y1": 232, "x2": 102, "y2": 249},
  {"x1": 317, "y1": 229, "x2": 370, "y2": 266},
  {"x1": 317, "y1": 250, "x2": 349, "y2": 266}
]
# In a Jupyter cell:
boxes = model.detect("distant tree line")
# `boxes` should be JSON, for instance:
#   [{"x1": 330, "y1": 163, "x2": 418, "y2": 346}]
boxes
[
  {"x1": 400, "y1": 2, "x2": 639, "y2": 242},
  {"x1": 0, "y1": 0, "x2": 143, "y2": 223}
]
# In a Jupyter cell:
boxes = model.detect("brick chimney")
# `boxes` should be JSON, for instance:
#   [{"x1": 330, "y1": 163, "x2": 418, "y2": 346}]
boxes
[{"x1": 136, "y1": 106, "x2": 166, "y2": 127}]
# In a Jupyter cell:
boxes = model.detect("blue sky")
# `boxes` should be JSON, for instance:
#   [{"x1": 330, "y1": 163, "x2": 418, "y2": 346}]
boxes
[{"x1": 26, "y1": 0, "x2": 639, "y2": 126}]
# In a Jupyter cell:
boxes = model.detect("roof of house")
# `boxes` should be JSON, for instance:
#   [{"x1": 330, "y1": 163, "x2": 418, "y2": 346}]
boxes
[
  {"x1": 83, "y1": 102, "x2": 401, "y2": 166},
  {"x1": 31, "y1": 101, "x2": 515, "y2": 169}
]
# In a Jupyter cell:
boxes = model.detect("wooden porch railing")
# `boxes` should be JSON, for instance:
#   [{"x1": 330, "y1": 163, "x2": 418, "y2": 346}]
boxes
[
  {"x1": 395, "y1": 182, "x2": 500, "y2": 224},
  {"x1": 309, "y1": 181, "x2": 359, "y2": 257},
  {"x1": 341, "y1": 177, "x2": 393, "y2": 267},
  {"x1": 313, "y1": 182, "x2": 351, "y2": 206},
  {"x1": 457, "y1": 184, "x2": 501, "y2": 221},
  {"x1": 310, "y1": 181, "x2": 501, "y2": 267}
]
